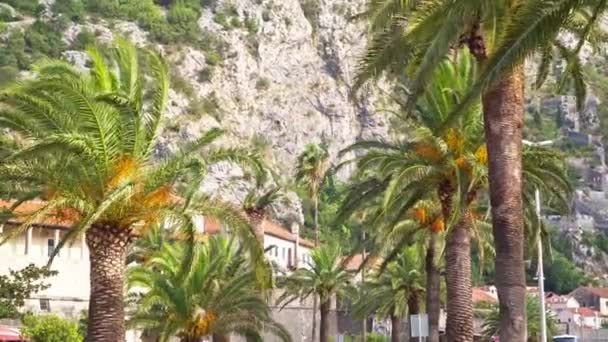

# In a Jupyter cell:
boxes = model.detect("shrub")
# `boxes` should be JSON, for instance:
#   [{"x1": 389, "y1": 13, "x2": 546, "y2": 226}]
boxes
[
  {"x1": 0, "y1": 65, "x2": 18, "y2": 86},
  {"x1": 255, "y1": 77, "x2": 270, "y2": 91},
  {"x1": 244, "y1": 15, "x2": 259, "y2": 34},
  {"x1": 197, "y1": 66, "x2": 214, "y2": 83},
  {"x1": 204, "y1": 50, "x2": 222, "y2": 66},
  {"x1": 189, "y1": 92, "x2": 222, "y2": 120},
  {"x1": 0, "y1": 0, "x2": 44, "y2": 16},
  {"x1": 21, "y1": 315, "x2": 82, "y2": 342},
  {"x1": 53, "y1": 0, "x2": 85, "y2": 22},
  {"x1": 167, "y1": 2, "x2": 200, "y2": 35},
  {"x1": 71, "y1": 28, "x2": 96, "y2": 50},
  {"x1": 24, "y1": 20, "x2": 68, "y2": 59},
  {"x1": 170, "y1": 69, "x2": 196, "y2": 98}
]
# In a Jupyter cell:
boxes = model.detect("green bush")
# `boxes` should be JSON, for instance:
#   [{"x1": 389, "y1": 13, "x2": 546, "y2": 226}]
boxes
[
  {"x1": 53, "y1": 0, "x2": 85, "y2": 22},
  {"x1": 0, "y1": 6, "x2": 19, "y2": 21},
  {"x1": 197, "y1": 66, "x2": 214, "y2": 83},
  {"x1": 71, "y1": 28, "x2": 96, "y2": 50},
  {"x1": 0, "y1": 0, "x2": 44, "y2": 16},
  {"x1": 166, "y1": 2, "x2": 200, "y2": 36},
  {"x1": 21, "y1": 315, "x2": 82, "y2": 342},
  {"x1": 255, "y1": 77, "x2": 270, "y2": 91},
  {"x1": 244, "y1": 15, "x2": 259, "y2": 34},
  {"x1": 0, "y1": 65, "x2": 18, "y2": 86}
]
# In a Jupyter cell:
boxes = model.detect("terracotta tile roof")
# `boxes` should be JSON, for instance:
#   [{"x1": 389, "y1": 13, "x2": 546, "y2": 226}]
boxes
[
  {"x1": 0, "y1": 199, "x2": 74, "y2": 228},
  {"x1": 261, "y1": 219, "x2": 315, "y2": 248},
  {"x1": 472, "y1": 288, "x2": 498, "y2": 304}
]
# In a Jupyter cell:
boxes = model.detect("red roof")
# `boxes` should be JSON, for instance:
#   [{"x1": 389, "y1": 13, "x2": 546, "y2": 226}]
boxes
[
  {"x1": 472, "y1": 288, "x2": 498, "y2": 304},
  {"x1": 261, "y1": 219, "x2": 315, "y2": 248}
]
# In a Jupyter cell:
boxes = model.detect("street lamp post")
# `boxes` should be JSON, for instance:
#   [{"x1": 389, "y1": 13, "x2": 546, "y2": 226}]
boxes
[
  {"x1": 536, "y1": 188, "x2": 547, "y2": 342},
  {"x1": 523, "y1": 139, "x2": 550, "y2": 342}
]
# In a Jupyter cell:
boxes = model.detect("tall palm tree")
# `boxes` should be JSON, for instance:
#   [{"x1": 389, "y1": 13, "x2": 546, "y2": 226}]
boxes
[
  {"x1": 355, "y1": 2, "x2": 601, "y2": 340},
  {"x1": 294, "y1": 143, "x2": 330, "y2": 341},
  {"x1": 128, "y1": 236, "x2": 291, "y2": 342},
  {"x1": 0, "y1": 39, "x2": 265, "y2": 341},
  {"x1": 353, "y1": 247, "x2": 425, "y2": 342},
  {"x1": 277, "y1": 243, "x2": 355, "y2": 342},
  {"x1": 340, "y1": 53, "x2": 485, "y2": 342},
  {"x1": 295, "y1": 143, "x2": 330, "y2": 246},
  {"x1": 341, "y1": 53, "x2": 572, "y2": 341}
]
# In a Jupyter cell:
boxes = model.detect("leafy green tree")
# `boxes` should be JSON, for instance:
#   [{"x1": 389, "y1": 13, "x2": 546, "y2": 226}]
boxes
[
  {"x1": 277, "y1": 243, "x2": 355, "y2": 342},
  {"x1": 0, "y1": 39, "x2": 264, "y2": 341},
  {"x1": 479, "y1": 296, "x2": 558, "y2": 342},
  {"x1": 545, "y1": 253, "x2": 591, "y2": 294},
  {"x1": 355, "y1": 2, "x2": 600, "y2": 340},
  {"x1": 0, "y1": 264, "x2": 56, "y2": 319},
  {"x1": 128, "y1": 236, "x2": 291, "y2": 342},
  {"x1": 353, "y1": 247, "x2": 425, "y2": 342},
  {"x1": 21, "y1": 314, "x2": 83, "y2": 342}
]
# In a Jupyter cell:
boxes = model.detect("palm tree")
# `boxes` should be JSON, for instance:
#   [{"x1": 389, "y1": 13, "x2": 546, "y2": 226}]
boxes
[
  {"x1": 355, "y1": 2, "x2": 601, "y2": 340},
  {"x1": 353, "y1": 247, "x2": 425, "y2": 342},
  {"x1": 0, "y1": 39, "x2": 265, "y2": 341},
  {"x1": 128, "y1": 236, "x2": 291, "y2": 342},
  {"x1": 340, "y1": 53, "x2": 485, "y2": 342},
  {"x1": 295, "y1": 143, "x2": 330, "y2": 246},
  {"x1": 294, "y1": 143, "x2": 330, "y2": 341},
  {"x1": 277, "y1": 243, "x2": 355, "y2": 342},
  {"x1": 243, "y1": 186, "x2": 282, "y2": 244},
  {"x1": 479, "y1": 295, "x2": 558, "y2": 342}
]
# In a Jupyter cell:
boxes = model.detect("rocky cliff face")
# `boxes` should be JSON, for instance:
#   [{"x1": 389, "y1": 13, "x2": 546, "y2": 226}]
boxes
[
  {"x1": 62, "y1": 0, "x2": 388, "y2": 168},
  {"x1": 53, "y1": 0, "x2": 390, "y2": 222}
]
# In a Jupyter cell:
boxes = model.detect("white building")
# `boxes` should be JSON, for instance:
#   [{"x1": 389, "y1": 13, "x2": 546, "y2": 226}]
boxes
[{"x1": 0, "y1": 200, "x2": 314, "y2": 320}]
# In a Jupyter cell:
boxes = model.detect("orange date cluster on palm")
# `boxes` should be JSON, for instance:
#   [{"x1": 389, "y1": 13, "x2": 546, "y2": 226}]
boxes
[{"x1": 411, "y1": 207, "x2": 445, "y2": 233}]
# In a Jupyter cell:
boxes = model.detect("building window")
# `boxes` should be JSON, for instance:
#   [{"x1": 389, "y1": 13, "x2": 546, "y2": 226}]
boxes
[
  {"x1": 274, "y1": 247, "x2": 278, "y2": 257},
  {"x1": 282, "y1": 248, "x2": 286, "y2": 260},
  {"x1": 39, "y1": 298, "x2": 50, "y2": 312},
  {"x1": 47, "y1": 239, "x2": 55, "y2": 257},
  {"x1": 288, "y1": 248, "x2": 292, "y2": 267}
]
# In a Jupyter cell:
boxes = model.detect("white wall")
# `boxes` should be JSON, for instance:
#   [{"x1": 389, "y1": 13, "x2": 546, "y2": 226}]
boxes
[
  {"x1": 0, "y1": 226, "x2": 90, "y2": 318},
  {"x1": 263, "y1": 234, "x2": 312, "y2": 270}
]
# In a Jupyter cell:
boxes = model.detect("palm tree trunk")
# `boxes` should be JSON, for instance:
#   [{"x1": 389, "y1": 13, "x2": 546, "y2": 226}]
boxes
[
  {"x1": 312, "y1": 195, "x2": 320, "y2": 341},
  {"x1": 391, "y1": 313, "x2": 401, "y2": 342},
  {"x1": 320, "y1": 300, "x2": 330, "y2": 342},
  {"x1": 445, "y1": 212, "x2": 473, "y2": 342},
  {"x1": 407, "y1": 293, "x2": 420, "y2": 342},
  {"x1": 481, "y1": 65, "x2": 527, "y2": 342},
  {"x1": 425, "y1": 231, "x2": 440, "y2": 342},
  {"x1": 86, "y1": 223, "x2": 130, "y2": 342},
  {"x1": 249, "y1": 214, "x2": 265, "y2": 245},
  {"x1": 212, "y1": 334, "x2": 230, "y2": 342}
]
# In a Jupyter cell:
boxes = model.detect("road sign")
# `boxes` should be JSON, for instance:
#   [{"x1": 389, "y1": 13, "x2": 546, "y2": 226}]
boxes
[{"x1": 410, "y1": 314, "x2": 429, "y2": 338}]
